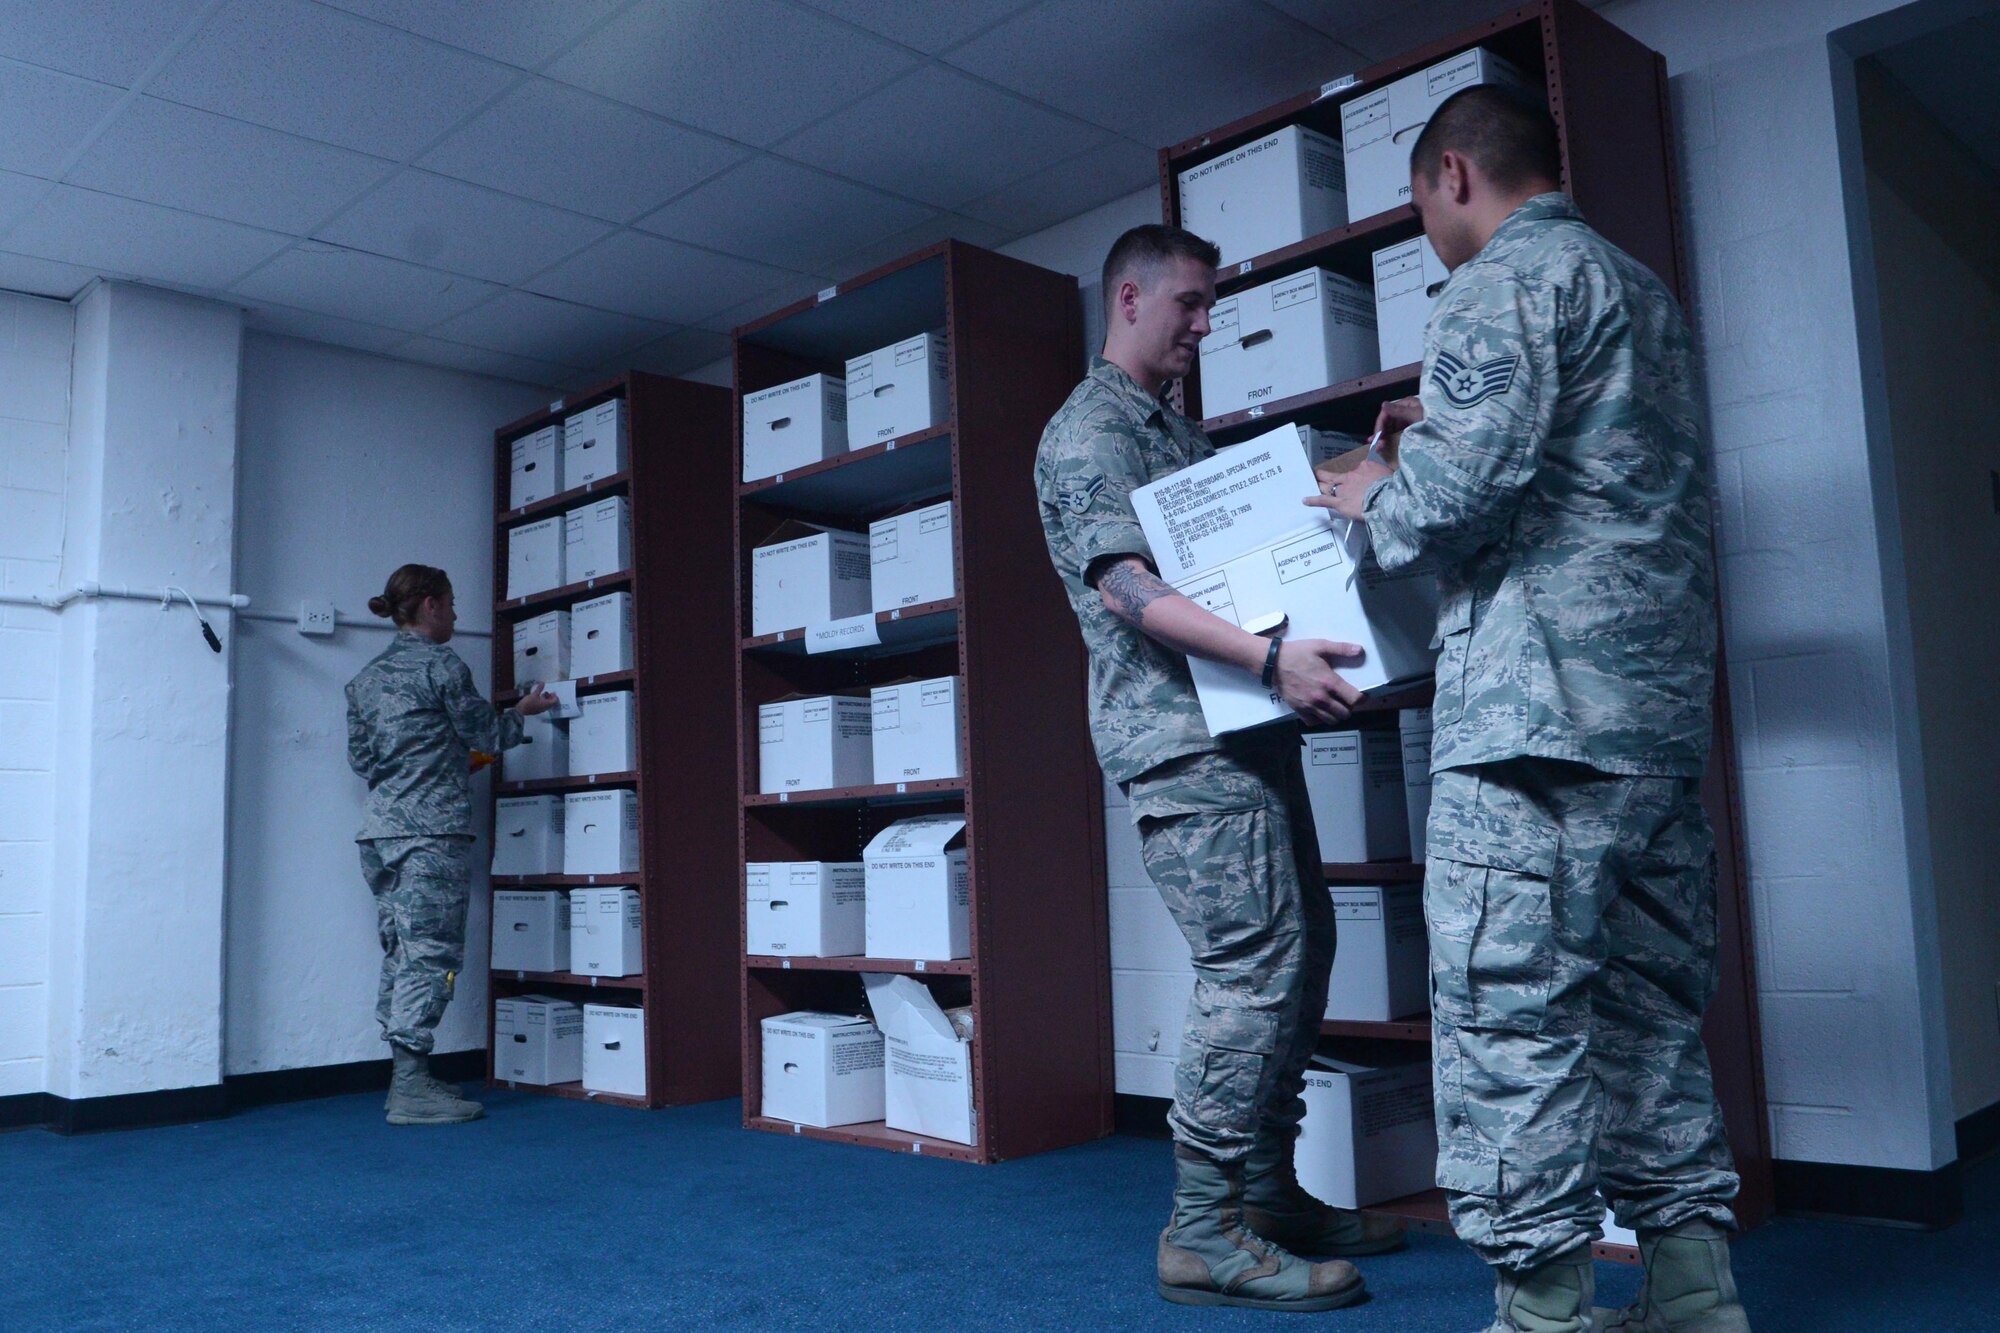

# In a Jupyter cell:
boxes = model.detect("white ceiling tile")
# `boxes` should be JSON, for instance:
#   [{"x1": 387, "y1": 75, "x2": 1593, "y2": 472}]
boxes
[
  {"x1": 794, "y1": 0, "x2": 1044, "y2": 55},
  {"x1": 66, "y1": 97, "x2": 396, "y2": 235},
  {"x1": 431, "y1": 291, "x2": 674, "y2": 366},
  {"x1": 958, "y1": 136, "x2": 1159, "y2": 232},
  {"x1": 545, "y1": 0, "x2": 919, "y2": 147},
  {"x1": 635, "y1": 157, "x2": 932, "y2": 273},
  {"x1": 824, "y1": 213, "x2": 1011, "y2": 283},
  {"x1": 0, "y1": 63, "x2": 126, "y2": 179},
  {"x1": 776, "y1": 65, "x2": 1107, "y2": 210},
  {"x1": 242, "y1": 302, "x2": 413, "y2": 354},
  {"x1": 232, "y1": 244, "x2": 502, "y2": 330},
  {"x1": 622, "y1": 327, "x2": 736, "y2": 376},
  {"x1": 1253, "y1": 0, "x2": 1406, "y2": 45},
  {"x1": 6, "y1": 187, "x2": 291, "y2": 290},
  {"x1": 947, "y1": 0, "x2": 1362, "y2": 143},
  {"x1": 0, "y1": 250, "x2": 98, "y2": 301},
  {"x1": 526, "y1": 229, "x2": 801, "y2": 325},
  {"x1": 316, "y1": 169, "x2": 614, "y2": 284},
  {"x1": 0, "y1": 0, "x2": 209, "y2": 87},
  {"x1": 419, "y1": 79, "x2": 748, "y2": 223},
  {"x1": 394, "y1": 335, "x2": 577, "y2": 385},
  {"x1": 1328, "y1": 1, "x2": 1516, "y2": 61},
  {"x1": 147, "y1": 0, "x2": 514, "y2": 159},
  {"x1": 313, "y1": 0, "x2": 625, "y2": 69},
  {"x1": 695, "y1": 275, "x2": 841, "y2": 335},
  {"x1": 0, "y1": 169, "x2": 55, "y2": 235}
]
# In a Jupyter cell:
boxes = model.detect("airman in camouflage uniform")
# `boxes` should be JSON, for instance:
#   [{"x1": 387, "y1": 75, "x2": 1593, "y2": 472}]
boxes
[
  {"x1": 348, "y1": 625, "x2": 525, "y2": 1124},
  {"x1": 1038, "y1": 225, "x2": 1401, "y2": 1315},
  {"x1": 1319, "y1": 86, "x2": 1746, "y2": 1333}
]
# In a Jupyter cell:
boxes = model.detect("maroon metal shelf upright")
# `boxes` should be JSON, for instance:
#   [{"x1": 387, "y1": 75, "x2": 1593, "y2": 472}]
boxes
[
  {"x1": 1156, "y1": 0, "x2": 1772, "y2": 1256},
  {"x1": 731, "y1": 240, "x2": 1111, "y2": 1163},
  {"x1": 486, "y1": 372, "x2": 740, "y2": 1109}
]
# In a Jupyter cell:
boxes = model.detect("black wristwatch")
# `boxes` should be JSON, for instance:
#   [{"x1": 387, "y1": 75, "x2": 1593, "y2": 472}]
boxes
[{"x1": 1260, "y1": 636, "x2": 1283, "y2": 688}]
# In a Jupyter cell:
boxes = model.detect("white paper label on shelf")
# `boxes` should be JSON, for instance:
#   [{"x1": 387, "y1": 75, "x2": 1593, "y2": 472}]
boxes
[
  {"x1": 1318, "y1": 74, "x2": 1360, "y2": 100},
  {"x1": 779, "y1": 792, "x2": 789, "y2": 802},
  {"x1": 1249, "y1": 406, "x2": 1265, "y2": 417},
  {"x1": 914, "y1": 960, "x2": 926, "y2": 972},
  {"x1": 782, "y1": 959, "x2": 791, "y2": 969},
  {"x1": 805, "y1": 614, "x2": 882, "y2": 654},
  {"x1": 549, "y1": 399, "x2": 563, "y2": 412},
  {"x1": 1239, "y1": 260, "x2": 1254, "y2": 275},
  {"x1": 817, "y1": 286, "x2": 837, "y2": 303}
]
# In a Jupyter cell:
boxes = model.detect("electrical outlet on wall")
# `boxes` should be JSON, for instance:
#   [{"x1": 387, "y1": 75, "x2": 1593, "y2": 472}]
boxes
[{"x1": 298, "y1": 600, "x2": 336, "y2": 636}]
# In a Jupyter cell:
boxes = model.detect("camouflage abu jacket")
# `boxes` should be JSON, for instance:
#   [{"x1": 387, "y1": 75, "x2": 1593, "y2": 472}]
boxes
[
  {"x1": 345, "y1": 630, "x2": 524, "y2": 840},
  {"x1": 1363, "y1": 193, "x2": 1716, "y2": 778}
]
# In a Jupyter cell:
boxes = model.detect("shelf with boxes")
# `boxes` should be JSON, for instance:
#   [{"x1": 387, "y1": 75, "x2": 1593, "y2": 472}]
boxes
[
  {"x1": 486, "y1": 372, "x2": 739, "y2": 1111},
  {"x1": 1159, "y1": 0, "x2": 1769, "y2": 1243},
  {"x1": 732, "y1": 240, "x2": 1110, "y2": 1163}
]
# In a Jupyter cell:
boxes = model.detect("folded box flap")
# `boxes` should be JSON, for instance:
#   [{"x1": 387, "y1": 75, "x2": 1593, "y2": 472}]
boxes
[
  {"x1": 757, "y1": 519, "x2": 851, "y2": 549},
  {"x1": 765, "y1": 1010, "x2": 874, "y2": 1034},
  {"x1": 861, "y1": 973, "x2": 962, "y2": 1047},
  {"x1": 863, "y1": 814, "x2": 967, "y2": 858}
]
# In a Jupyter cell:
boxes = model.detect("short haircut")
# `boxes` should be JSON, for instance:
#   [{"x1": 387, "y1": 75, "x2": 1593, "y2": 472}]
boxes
[
  {"x1": 1101, "y1": 224, "x2": 1220, "y2": 318},
  {"x1": 1409, "y1": 83, "x2": 1561, "y2": 193}
]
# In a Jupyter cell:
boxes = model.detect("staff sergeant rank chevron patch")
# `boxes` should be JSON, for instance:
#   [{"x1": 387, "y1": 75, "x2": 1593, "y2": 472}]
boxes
[{"x1": 1432, "y1": 349, "x2": 1520, "y2": 408}]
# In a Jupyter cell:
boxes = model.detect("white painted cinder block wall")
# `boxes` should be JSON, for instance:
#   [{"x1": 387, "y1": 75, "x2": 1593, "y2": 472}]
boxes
[{"x1": 0, "y1": 291, "x2": 73, "y2": 1097}]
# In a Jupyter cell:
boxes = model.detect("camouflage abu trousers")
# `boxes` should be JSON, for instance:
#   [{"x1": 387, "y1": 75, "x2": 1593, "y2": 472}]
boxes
[
  {"x1": 1426, "y1": 759, "x2": 1739, "y2": 1272},
  {"x1": 1127, "y1": 733, "x2": 1334, "y2": 1162},
  {"x1": 358, "y1": 835, "x2": 472, "y2": 1055}
]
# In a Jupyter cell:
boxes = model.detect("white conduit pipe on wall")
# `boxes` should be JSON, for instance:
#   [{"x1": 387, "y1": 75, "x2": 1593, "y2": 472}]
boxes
[
  {"x1": 234, "y1": 607, "x2": 493, "y2": 639},
  {"x1": 0, "y1": 582, "x2": 246, "y2": 652}
]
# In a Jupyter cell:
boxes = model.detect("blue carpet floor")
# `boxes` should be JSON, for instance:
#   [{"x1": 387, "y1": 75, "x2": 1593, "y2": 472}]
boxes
[{"x1": 2, "y1": 1089, "x2": 1994, "y2": 1331}]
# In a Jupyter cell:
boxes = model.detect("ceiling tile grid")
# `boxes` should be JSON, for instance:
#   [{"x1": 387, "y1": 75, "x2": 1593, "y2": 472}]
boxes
[{"x1": 0, "y1": 0, "x2": 1507, "y2": 381}]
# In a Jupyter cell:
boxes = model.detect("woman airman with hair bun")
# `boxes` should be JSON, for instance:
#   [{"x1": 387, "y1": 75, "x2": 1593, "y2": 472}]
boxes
[{"x1": 345, "y1": 563, "x2": 557, "y2": 1125}]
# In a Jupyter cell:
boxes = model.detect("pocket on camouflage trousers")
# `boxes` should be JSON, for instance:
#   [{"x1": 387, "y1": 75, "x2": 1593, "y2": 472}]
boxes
[{"x1": 1426, "y1": 823, "x2": 1559, "y2": 1034}]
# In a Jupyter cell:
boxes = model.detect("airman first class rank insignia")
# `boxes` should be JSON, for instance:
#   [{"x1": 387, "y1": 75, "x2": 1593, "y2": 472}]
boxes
[
  {"x1": 1064, "y1": 473, "x2": 1107, "y2": 514},
  {"x1": 1432, "y1": 349, "x2": 1520, "y2": 408}
]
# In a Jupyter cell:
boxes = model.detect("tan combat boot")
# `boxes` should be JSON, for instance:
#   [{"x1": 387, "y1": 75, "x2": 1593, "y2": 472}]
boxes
[
  {"x1": 1158, "y1": 1143, "x2": 1367, "y2": 1312},
  {"x1": 1481, "y1": 1246, "x2": 1594, "y2": 1332},
  {"x1": 1594, "y1": 1221, "x2": 1750, "y2": 1331},
  {"x1": 1241, "y1": 1129, "x2": 1408, "y2": 1257},
  {"x1": 385, "y1": 1046, "x2": 484, "y2": 1125}
]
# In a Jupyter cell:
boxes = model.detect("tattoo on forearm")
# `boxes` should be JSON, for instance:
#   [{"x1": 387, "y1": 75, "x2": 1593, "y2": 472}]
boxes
[{"x1": 1098, "y1": 559, "x2": 1175, "y2": 626}]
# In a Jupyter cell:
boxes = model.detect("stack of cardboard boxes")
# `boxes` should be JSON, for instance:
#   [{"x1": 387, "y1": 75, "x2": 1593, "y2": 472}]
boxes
[{"x1": 1173, "y1": 46, "x2": 1538, "y2": 419}]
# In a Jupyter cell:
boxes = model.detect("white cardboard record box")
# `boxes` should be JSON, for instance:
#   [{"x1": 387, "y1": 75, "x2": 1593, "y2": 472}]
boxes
[
  {"x1": 757, "y1": 694, "x2": 874, "y2": 794},
  {"x1": 509, "y1": 424, "x2": 561, "y2": 509},
  {"x1": 1198, "y1": 268, "x2": 1378, "y2": 418},
  {"x1": 562, "y1": 789, "x2": 640, "y2": 876},
  {"x1": 501, "y1": 711, "x2": 569, "y2": 784},
  {"x1": 492, "y1": 795, "x2": 564, "y2": 876},
  {"x1": 743, "y1": 373, "x2": 847, "y2": 482},
  {"x1": 845, "y1": 330, "x2": 949, "y2": 447},
  {"x1": 563, "y1": 494, "x2": 630, "y2": 582},
  {"x1": 570, "y1": 885, "x2": 643, "y2": 977},
  {"x1": 870, "y1": 676, "x2": 962, "y2": 786},
  {"x1": 1301, "y1": 729, "x2": 1410, "y2": 862},
  {"x1": 491, "y1": 889, "x2": 570, "y2": 973},
  {"x1": 561, "y1": 398, "x2": 626, "y2": 486},
  {"x1": 746, "y1": 861, "x2": 866, "y2": 957},
  {"x1": 1401, "y1": 707, "x2": 1433, "y2": 863},
  {"x1": 494, "y1": 994, "x2": 583, "y2": 1086},
  {"x1": 1130, "y1": 426, "x2": 1439, "y2": 734},
  {"x1": 750, "y1": 520, "x2": 872, "y2": 636},
  {"x1": 1298, "y1": 1055, "x2": 1436, "y2": 1207},
  {"x1": 1325, "y1": 883, "x2": 1427, "y2": 1021},
  {"x1": 506, "y1": 516, "x2": 565, "y2": 600},
  {"x1": 1177, "y1": 124, "x2": 1348, "y2": 267},
  {"x1": 869, "y1": 500, "x2": 955, "y2": 613},
  {"x1": 863, "y1": 815, "x2": 970, "y2": 961},
  {"x1": 760, "y1": 1011, "x2": 885, "y2": 1127},
  {"x1": 569, "y1": 591, "x2": 634, "y2": 679},
  {"x1": 864, "y1": 973, "x2": 975, "y2": 1145},
  {"x1": 1373, "y1": 234, "x2": 1450, "y2": 371},
  {"x1": 570, "y1": 689, "x2": 636, "y2": 776},
  {"x1": 511, "y1": 609, "x2": 571, "y2": 687},
  {"x1": 1340, "y1": 45, "x2": 1539, "y2": 220},
  {"x1": 581, "y1": 1003, "x2": 646, "y2": 1097}
]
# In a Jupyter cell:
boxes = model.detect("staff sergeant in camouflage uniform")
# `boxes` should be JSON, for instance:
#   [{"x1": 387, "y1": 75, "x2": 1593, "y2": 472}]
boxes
[
  {"x1": 346, "y1": 563, "x2": 557, "y2": 1126},
  {"x1": 1314, "y1": 87, "x2": 1748, "y2": 1333},
  {"x1": 1036, "y1": 225, "x2": 1404, "y2": 1314}
]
